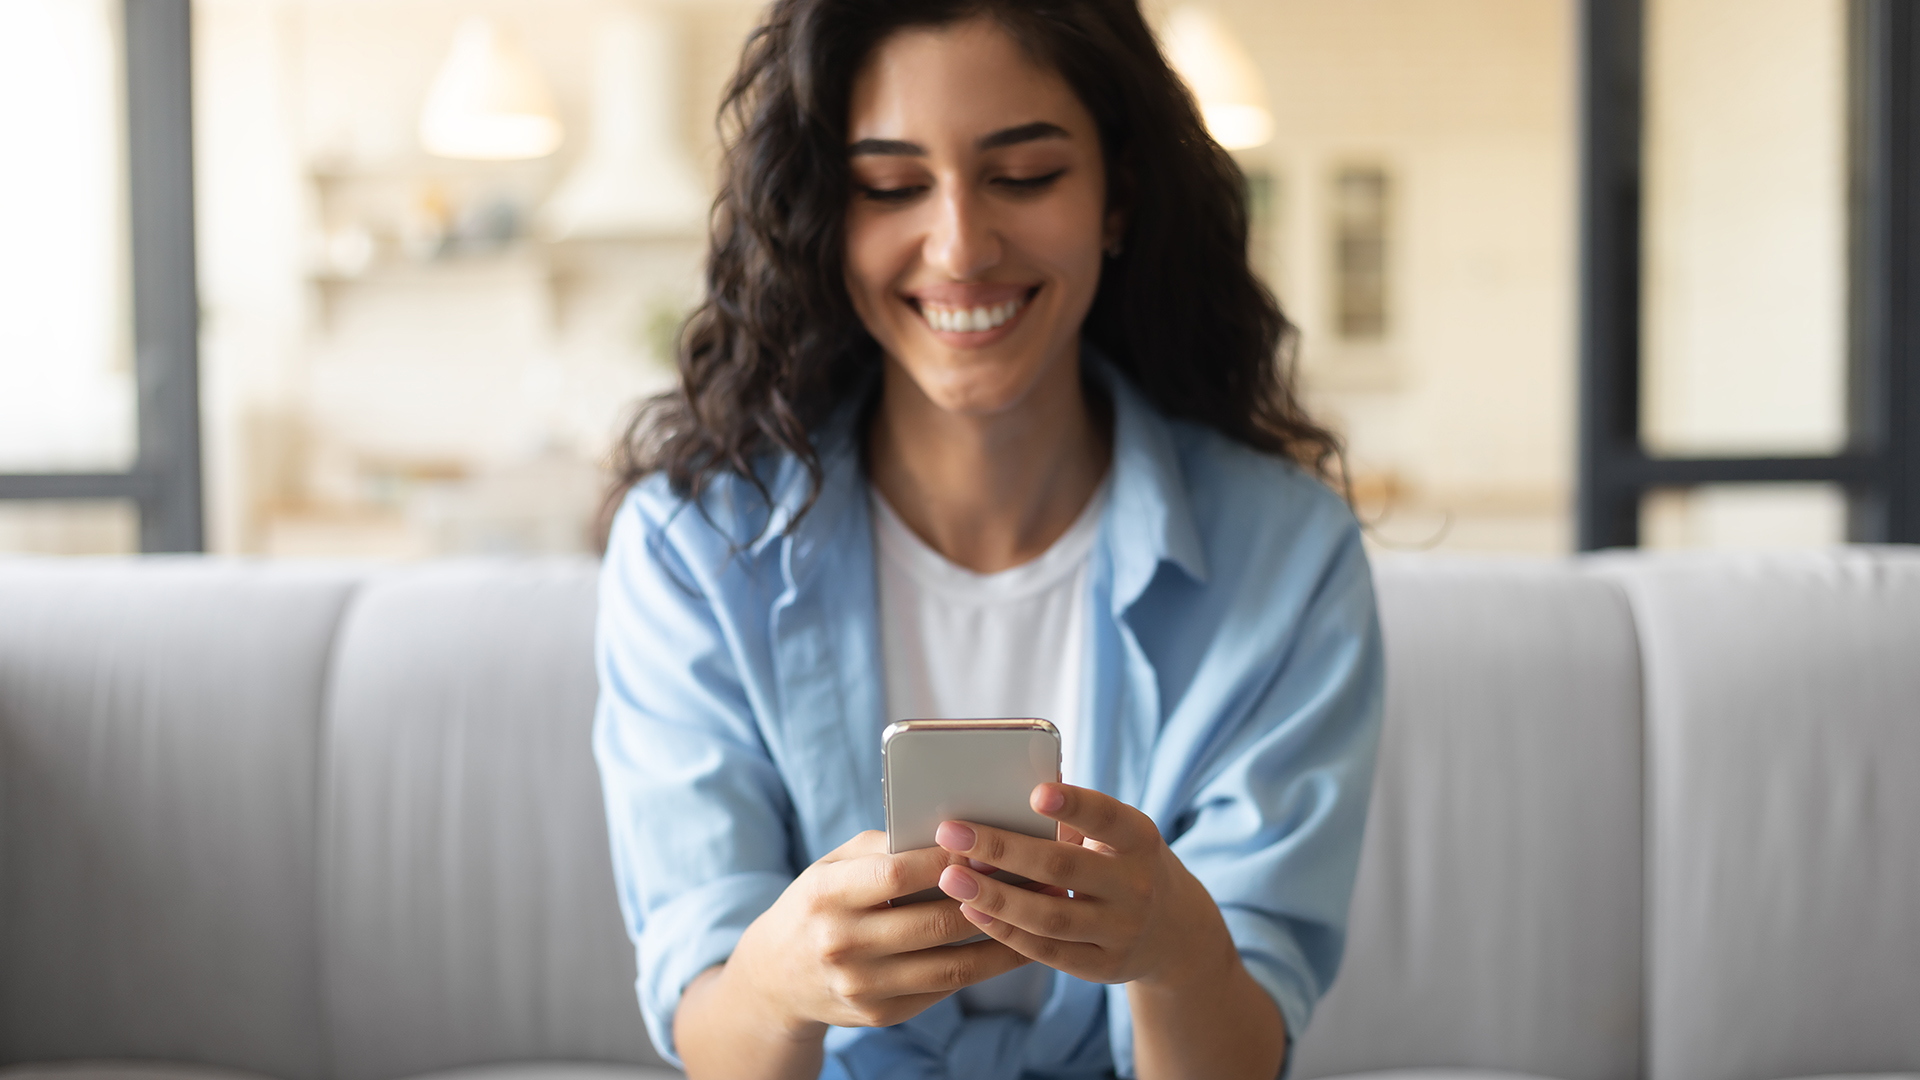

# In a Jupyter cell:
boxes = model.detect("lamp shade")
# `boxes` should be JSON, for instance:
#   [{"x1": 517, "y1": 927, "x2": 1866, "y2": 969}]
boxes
[
  {"x1": 419, "y1": 17, "x2": 563, "y2": 161},
  {"x1": 1162, "y1": 6, "x2": 1274, "y2": 151}
]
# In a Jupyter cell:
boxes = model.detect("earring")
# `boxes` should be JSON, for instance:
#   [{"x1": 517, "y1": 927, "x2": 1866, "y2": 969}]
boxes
[{"x1": 1104, "y1": 238, "x2": 1124, "y2": 259}]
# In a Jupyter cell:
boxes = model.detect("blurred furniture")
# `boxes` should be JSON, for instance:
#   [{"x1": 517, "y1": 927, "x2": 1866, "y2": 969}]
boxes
[{"x1": 1, "y1": 551, "x2": 1916, "y2": 1080}]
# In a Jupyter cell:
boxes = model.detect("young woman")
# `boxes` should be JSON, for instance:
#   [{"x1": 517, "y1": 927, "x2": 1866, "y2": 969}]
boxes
[{"x1": 593, "y1": 2, "x2": 1383, "y2": 1078}]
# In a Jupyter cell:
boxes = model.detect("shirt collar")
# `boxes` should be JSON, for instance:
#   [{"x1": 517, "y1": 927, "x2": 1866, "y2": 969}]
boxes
[
  {"x1": 1089, "y1": 351, "x2": 1210, "y2": 604},
  {"x1": 765, "y1": 346, "x2": 1211, "y2": 603}
]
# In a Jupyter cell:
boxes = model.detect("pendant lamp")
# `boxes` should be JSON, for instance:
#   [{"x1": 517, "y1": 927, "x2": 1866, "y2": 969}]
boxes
[
  {"x1": 1163, "y1": 6, "x2": 1274, "y2": 151},
  {"x1": 419, "y1": 17, "x2": 564, "y2": 161}
]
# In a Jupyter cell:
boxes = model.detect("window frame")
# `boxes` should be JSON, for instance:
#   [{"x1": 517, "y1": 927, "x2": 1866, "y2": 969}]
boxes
[
  {"x1": 0, "y1": 0, "x2": 203, "y2": 553},
  {"x1": 1578, "y1": 0, "x2": 1920, "y2": 548}
]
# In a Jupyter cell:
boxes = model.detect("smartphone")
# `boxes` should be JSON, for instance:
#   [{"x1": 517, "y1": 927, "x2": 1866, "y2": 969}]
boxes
[{"x1": 882, "y1": 718, "x2": 1062, "y2": 905}]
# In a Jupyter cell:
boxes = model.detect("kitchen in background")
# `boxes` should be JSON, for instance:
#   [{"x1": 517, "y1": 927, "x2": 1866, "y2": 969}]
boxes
[{"x1": 1, "y1": 0, "x2": 1851, "y2": 557}]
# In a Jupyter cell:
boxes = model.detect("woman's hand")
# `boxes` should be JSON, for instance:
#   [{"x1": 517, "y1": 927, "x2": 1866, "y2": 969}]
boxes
[
  {"x1": 932, "y1": 783, "x2": 1228, "y2": 988},
  {"x1": 675, "y1": 829, "x2": 1031, "y2": 1080},
  {"x1": 933, "y1": 784, "x2": 1287, "y2": 1080}
]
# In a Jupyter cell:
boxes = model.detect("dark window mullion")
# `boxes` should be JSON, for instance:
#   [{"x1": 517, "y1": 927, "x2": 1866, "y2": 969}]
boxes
[
  {"x1": 1577, "y1": 0, "x2": 1646, "y2": 550},
  {"x1": 124, "y1": 0, "x2": 204, "y2": 553},
  {"x1": 1850, "y1": 0, "x2": 1920, "y2": 542},
  {"x1": 0, "y1": 474, "x2": 153, "y2": 502}
]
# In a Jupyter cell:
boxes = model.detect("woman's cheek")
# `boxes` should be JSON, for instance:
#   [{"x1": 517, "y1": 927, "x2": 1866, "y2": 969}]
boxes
[
  {"x1": 1024, "y1": 203, "x2": 1104, "y2": 289},
  {"x1": 844, "y1": 222, "x2": 907, "y2": 329}
]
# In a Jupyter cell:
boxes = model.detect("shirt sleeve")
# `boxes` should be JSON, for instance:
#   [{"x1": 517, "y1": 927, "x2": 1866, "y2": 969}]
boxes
[
  {"x1": 1109, "y1": 522, "x2": 1385, "y2": 1079},
  {"x1": 592, "y1": 493, "x2": 795, "y2": 1068}
]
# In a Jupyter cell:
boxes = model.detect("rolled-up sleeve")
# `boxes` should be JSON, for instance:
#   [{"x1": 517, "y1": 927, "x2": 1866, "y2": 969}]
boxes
[
  {"x1": 592, "y1": 493, "x2": 794, "y2": 1067},
  {"x1": 1109, "y1": 524, "x2": 1385, "y2": 1079}
]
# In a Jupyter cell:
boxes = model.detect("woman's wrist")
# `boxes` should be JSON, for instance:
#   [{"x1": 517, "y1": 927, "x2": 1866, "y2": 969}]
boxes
[
  {"x1": 722, "y1": 922, "x2": 831, "y2": 1044},
  {"x1": 1130, "y1": 857, "x2": 1243, "y2": 993},
  {"x1": 1125, "y1": 900, "x2": 1286, "y2": 1080},
  {"x1": 678, "y1": 957, "x2": 828, "y2": 1080},
  {"x1": 1129, "y1": 908, "x2": 1241, "y2": 998}
]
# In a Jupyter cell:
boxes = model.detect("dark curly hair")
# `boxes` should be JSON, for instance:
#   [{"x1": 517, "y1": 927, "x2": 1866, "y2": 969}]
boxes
[{"x1": 604, "y1": 0, "x2": 1341, "y2": 538}]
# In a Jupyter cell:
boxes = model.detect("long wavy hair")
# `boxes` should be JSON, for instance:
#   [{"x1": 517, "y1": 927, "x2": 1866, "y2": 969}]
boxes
[{"x1": 604, "y1": 0, "x2": 1341, "y2": 539}]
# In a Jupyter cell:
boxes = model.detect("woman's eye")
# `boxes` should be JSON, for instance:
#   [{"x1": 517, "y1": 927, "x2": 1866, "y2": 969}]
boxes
[
  {"x1": 995, "y1": 169, "x2": 1067, "y2": 192},
  {"x1": 857, "y1": 184, "x2": 927, "y2": 204}
]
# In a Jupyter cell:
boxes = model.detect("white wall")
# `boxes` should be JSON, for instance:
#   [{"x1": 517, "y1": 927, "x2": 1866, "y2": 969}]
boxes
[{"x1": 1195, "y1": 0, "x2": 1578, "y2": 552}]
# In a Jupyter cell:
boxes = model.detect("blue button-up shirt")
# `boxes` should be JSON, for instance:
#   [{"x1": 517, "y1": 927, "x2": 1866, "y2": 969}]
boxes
[{"x1": 594, "y1": 359, "x2": 1383, "y2": 1079}]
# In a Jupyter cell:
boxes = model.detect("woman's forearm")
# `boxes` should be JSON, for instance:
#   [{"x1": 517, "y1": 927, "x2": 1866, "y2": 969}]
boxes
[
  {"x1": 674, "y1": 963, "x2": 826, "y2": 1080},
  {"x1": 1128, "y1": 941, "x2": 1287, "y2": 1080}
]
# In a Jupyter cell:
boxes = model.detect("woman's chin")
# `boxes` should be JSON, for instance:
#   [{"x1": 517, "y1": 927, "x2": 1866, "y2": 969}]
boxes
[
  {"x1": 915, "y1": 365, "x2": 1050, "y2": 419},
  {"x1": 888, "y1": 343, "x2": 1070, "y2": 420}
]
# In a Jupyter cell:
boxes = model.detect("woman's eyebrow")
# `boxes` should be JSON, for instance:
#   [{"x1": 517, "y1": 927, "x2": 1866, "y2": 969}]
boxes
[
  {"x1": 846, "y1": 121, "x2": 1071, "y2": 158},
  {"x1": 976, "y1": 121, "x2": 1069, "y2": 151},
  {"x1": 848, "y1": 137, "x2": 924, "y2": 157}
]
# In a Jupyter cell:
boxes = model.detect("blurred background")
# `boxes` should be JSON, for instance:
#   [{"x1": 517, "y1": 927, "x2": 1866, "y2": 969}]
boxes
[{"x1": 0, "y1": 0, "x2": 1891, "y2": 559}]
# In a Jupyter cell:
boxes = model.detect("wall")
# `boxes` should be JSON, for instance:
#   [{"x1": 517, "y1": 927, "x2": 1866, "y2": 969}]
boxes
[{"x1": 1192, "y1": 0, "x2": 1579, "y2": 553}]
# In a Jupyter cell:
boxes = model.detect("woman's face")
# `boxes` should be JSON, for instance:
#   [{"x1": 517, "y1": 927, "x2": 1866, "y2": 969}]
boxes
[{"x1": 844, "y1": 17, "x2": 1118, "y2": 418}]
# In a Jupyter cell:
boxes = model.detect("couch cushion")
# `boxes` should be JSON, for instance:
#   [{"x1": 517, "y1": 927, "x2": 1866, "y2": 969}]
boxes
[
  {"x1": 401, "y1": 1064, "x2": 679, "y2": 1080},
  {"x1": 1603, "y1": 549, "x2": 1920, "y2": 1080},
  {"x1": 1315, "y1": 1071, "x2": 1572, "y2": 1080},
  {"x1": 1766, "y1": 1068, "x2": 1920, "y2": 1076},
  {"x1": 0, "y1": 559, "x2": 361, "y2": 1078},
  {"x1": 319, "y1": 561, "x2": 663, "y2": 1080},
  {"x1": 0, "y1": 1062, "x2": 278, "y2": 1080},
  {"x1": 1293, "y1": 559, "x2": 1643, "y2": 1080}
]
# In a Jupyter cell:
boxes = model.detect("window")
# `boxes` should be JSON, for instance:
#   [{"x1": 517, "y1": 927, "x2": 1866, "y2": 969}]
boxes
[
  {"x1": 0, "y1": 0, "x2": 203, "y2": 553},
  {"x1": 1578, "y1": 0, "x2": 1920, "y2": 548}
]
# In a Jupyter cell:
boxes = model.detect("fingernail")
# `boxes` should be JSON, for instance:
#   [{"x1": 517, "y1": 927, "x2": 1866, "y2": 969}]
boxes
[
  {"x1": 1034, "y1": 785, "x2": 1065, "y2": 814},
  {"x1": 967, "y1": 858, "x2": 997, "y2": 873},
  {"x1": 940, "y1": 865, "x2": 980, "y2": 900},
  {"x1": 935, "y1": 821, "x2": 975, "y2": 851},
  {"x1": 962, "y1": 905, "x2": 994, "y2": 926}
]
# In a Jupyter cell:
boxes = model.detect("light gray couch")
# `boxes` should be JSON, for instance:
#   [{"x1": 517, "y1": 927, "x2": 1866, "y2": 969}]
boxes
[{"x1": 1, "y1": 550, "x2": 1915, "y2": 1080}]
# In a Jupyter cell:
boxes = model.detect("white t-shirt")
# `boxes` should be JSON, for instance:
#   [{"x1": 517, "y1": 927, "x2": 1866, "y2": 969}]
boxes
[
  {"x1": 871, "y1": 477, "x2": 1109, "y2": 1017},
  {"x1": 872, "y1": 478, "x2": 1108, "y2": 783}
]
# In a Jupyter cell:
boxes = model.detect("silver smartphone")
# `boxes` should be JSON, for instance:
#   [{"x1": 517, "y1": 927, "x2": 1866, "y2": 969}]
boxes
[{"x1": 882, "y1": 718, "x2": 1062, "y2": 906}]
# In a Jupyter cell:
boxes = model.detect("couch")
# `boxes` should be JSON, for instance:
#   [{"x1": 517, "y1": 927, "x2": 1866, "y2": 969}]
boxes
[{"x1": 0, "y1": 550, "x2": 1915, "y2": 1080}]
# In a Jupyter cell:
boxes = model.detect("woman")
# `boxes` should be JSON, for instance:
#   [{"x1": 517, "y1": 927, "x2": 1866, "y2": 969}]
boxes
[{"x1": 593, "y1": 1, "x2": 1383, "y2": 1077}]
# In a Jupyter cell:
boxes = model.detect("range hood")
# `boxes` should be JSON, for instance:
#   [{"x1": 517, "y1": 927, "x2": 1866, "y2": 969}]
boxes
[{"x1": 539, "y1": 4, "x2": 709, "y2": 239}]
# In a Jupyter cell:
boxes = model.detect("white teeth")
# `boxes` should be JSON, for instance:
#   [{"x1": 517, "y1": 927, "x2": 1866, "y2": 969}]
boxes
[{"x1": 923, "y1": 296, "x2": 1025, "y2": 333}]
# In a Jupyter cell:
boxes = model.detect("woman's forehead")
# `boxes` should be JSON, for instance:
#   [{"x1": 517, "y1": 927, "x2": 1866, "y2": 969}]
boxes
[{"x1": 847, "y1": 17, "x2": 1093, "y2": 147}]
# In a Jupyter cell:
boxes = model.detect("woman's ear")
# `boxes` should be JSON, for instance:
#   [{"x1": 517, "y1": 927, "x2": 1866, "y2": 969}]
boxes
[{"x1": 1103, "y1": 208, "x2": 1127, "y2": 258}]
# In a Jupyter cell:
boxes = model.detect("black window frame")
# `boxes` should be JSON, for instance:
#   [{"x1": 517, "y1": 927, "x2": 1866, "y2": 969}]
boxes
[
  {"x1": 0, "y1": 0, "x2": 203, "y2": 553},
  {"x1": 1579, "y1": 0, "x2": 1920, "y2": 549}
]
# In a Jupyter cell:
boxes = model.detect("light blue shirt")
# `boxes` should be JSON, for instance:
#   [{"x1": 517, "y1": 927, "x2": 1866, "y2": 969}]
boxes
[{"x1": 594, "y1": 358, "x2": 1384, "y2": 1080}]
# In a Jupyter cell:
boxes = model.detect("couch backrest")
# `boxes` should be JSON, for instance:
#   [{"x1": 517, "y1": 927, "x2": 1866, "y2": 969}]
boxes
[
  {"x1": 6, "y1": 551, "x2": 1918, "y2": 1080},
  {"x1": 1604, "y1": 549, "x2": 1920, "y2": 1080},
  {"x1": 1293, "y1": 560, "x2": 1646, "y2": 1080},
  {"x1": 317, "y1": 561, "x2": 662, "y2": 1080},
  {"x1": 0, "y1": 559, "x2": 361, "y2": 1080}
]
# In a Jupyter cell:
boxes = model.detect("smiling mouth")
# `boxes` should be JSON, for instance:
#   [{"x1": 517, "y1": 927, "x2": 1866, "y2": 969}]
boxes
[{"x1": 912, "y1": 288, "x2": 1037, "y2": 335}]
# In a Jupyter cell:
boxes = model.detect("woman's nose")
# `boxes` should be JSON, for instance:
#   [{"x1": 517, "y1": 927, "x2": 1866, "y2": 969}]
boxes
[{"x1": 925, "y1": 185, "x2": 1001, "y2": 279}]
